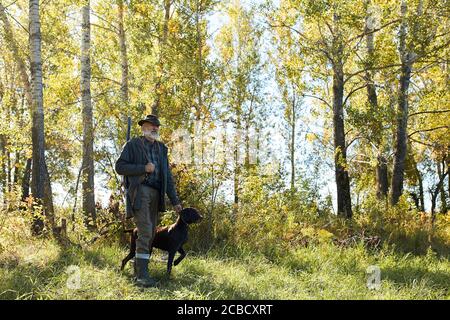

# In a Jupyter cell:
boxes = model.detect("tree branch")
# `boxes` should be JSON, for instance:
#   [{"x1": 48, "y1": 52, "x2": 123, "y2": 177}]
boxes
[
  {"x1": 408, "y1": 126, "x2": 449, "y2": 137},
  {"x1": 346, "y1": 19, "x2": 401, "y2": 44},
  {"x1": 91, "y1": 23, "x2": 118, "y2": 34},
  {"x1": 301, "y1": 93, "x2": 332, "y2": 109},
  {"x1": 92, "y1": 76, "x2": 121, "y2": 86},
  {"x1": 1, "y1": 5, "x2": 28, "y2": 34},
  {"x1": 343, "y1": 83, "x2": 368, "y2": 106},
  {"x1": 409, "y1": 137, "x2": 439, "y2": 148},
  {"x1": 344, "y1": 64, "x2": 402, "y2": 84},
  {"x1": 90, "y1": 10, "x2": 119, "y2": 32},
  {"x1": 409, "y1": 110, "x2": 450, "y2": 117}
]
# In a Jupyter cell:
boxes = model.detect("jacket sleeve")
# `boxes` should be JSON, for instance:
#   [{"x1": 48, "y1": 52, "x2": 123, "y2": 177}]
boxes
[
  {"x1": 165, "y1": 155, "x2": 180, "y2": 206},
  {"x1": 115, "y1": 141, "x2": 146, "y2": 176}
]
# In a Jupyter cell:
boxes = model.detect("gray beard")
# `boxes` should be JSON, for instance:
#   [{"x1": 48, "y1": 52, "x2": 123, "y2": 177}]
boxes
[{"x1": 144, "y1": 131, "x2": 159, "y2": 140}]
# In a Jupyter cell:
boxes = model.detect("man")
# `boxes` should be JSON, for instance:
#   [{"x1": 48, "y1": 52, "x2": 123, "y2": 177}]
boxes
[{"x1": 115, "y1": 114, "x2": 182, "y2": 287}]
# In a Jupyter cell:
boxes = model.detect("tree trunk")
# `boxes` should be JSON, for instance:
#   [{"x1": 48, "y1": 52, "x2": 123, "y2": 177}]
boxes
[
  {"x1": 418, "y1": 169, "x2": 425, "y2": 211},
  {"x1": 290, "y1": 95, "x2": 296, "y2": 193},
  {"x1": 244, "y1": 95, "x2": 255, "y2": 171},
  {"x1": 390, "y1": 57, "x2": 411, "y2": 205},
  {"x1": 447, "y1": 149, "x2": 450, "y2": 204},
  {"x1": 391, "y1": 0, "x2": 417, "y2": 205},
  {"x1": 6, "y1": 128, "x2": 11, "y2": 195},
  {"x1": 43, "y1": 163, "x2": 54, "y2": 221},
  {"x1": 21, "y1": 158, "x2": 32, "y2": 202},
  {"x1": 196, "y1": 0, "x2": 204, "y2": 118},
  {"x1": 152, "y1": 0, "x2": 171, "y2": 116},
  {"x1": 437, "y1": 159, "x2": 448, "y2": 213},
  {"x1": 14, "y1": 94, "x2": 26, "y2": 188},
  {"x1": 0, "y1": 87, "x2": 4, "y2": 201},
  {"x1": 332, "y1": 13, "x2": 352, "y2": 218},
  {"x1": 431, "y1": 169, "x2": 448, "y2": 223},
  {"x1": 333, "y1": 66, "x2": 352, "y2": 218},
  {"x1": 29, "y1": 0, "x2": 54, "y2": 234},
  {"x1": 233, "y1": 108, "x2": 241, "y2": 222},
  {"x1": 13, "y1": 151, "x2": 20, "y2": 186},
  {"x1": 364, "y1": 0, "x2": 378, "y2": 114},
  {"x1": 81, "y1": 2, "x2": 96, "y2": 225},
  {"x1": 376, "y1": 155, "x2": 389, "y2": 199},
  {"x1": 118, "y1": 0, "x2": 130, "y2": 150},
  {"x1": 118, "y1": 0, "x2": 129, "y2": 105},
  {"x1": 365, "y1": 0, "x2": 388, "y2": 199},
  {"x1": 0, "y1": 135, "x2": 6, "y2": 200}
]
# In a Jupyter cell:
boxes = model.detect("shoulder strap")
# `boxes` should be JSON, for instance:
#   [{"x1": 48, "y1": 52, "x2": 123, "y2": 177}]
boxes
[
  {"x1": 156, "y1": 141, "x2": 163, "y2": 180},
  {"x1": 139, "y1": 137, "x2": 151, "y2": 163}
]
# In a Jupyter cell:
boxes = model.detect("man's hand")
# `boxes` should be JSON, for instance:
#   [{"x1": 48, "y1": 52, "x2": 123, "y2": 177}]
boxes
[
  {"x1": 174, "y1": 204, "x2": 182, "y2": 213},
  {"x1": 145, "y1": 162, "x2": 155, "y2": 173}
]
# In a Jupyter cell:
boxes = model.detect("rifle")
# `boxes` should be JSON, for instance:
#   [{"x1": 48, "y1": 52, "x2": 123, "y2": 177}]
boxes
[
  {"x1": 126, "y1": 116, "x2": 131, "y2": 142},
  {"x1": 122, "y1": 116, "x2": 131, "y2": 195},
  {"x1": 120, "y1": 117, "x2": 131, "y2": 226}
]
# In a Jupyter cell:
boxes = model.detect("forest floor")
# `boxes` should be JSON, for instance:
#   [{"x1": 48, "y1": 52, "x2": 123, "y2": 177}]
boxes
[{"x1": 0, "y1": 234, "x2": 449, "y2": 300}]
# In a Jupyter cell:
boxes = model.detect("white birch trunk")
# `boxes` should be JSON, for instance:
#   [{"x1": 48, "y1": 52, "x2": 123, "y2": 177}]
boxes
[{"x1": 81, "y1": 1, "x2": 96, "y2": 224}]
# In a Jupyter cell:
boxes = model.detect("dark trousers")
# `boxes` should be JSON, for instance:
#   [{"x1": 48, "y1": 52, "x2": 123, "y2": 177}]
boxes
[{"x1": 133, "y1": 185, "x2": 160, "y2": 259}]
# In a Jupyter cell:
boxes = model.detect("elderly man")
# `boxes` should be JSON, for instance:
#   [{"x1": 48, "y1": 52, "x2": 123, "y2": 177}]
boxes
[{"x1": 115, "y1": 114, "x2": 182, "y2": 287}]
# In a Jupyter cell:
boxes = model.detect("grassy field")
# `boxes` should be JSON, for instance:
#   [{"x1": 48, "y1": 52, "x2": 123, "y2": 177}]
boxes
[{"x1": 0, "y1": 235, "x2": 449, "y2": 300}]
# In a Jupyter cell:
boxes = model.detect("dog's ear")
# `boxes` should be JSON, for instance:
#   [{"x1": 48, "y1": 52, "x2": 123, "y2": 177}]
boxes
[
  {"x1": 179, "y1": 208, "x2": 190, "y2": 223},
  {"x1": 189, "y1": 208, "x2": 202, "y2": 223},
  {"x1": 180, "y1": 207, "x2": 203, "y2": 224}
]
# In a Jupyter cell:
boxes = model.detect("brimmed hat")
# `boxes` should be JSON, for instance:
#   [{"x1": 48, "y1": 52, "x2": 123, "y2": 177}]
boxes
[{"x1": 138, "y1": 114, "x2": 161, "y2": 126}]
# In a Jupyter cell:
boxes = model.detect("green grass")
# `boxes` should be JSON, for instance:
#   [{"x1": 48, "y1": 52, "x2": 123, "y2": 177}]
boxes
[{"x1": 0, "y1": 237, "x2": 448, "y2": 300}]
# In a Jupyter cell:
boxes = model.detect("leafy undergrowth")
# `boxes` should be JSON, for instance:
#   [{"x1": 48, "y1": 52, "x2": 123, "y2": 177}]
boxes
[{"x1": 0, "y1": 236, "x2": 448, "y2": 300}]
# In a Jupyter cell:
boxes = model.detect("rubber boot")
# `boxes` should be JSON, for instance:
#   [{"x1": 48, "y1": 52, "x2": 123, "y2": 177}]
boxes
[
  {"x1": 135, "y1": 258, "x2": 157, "y2": 288},
  {"x1": 132, "y1": 258, "x2": 137, "y2": 277}
]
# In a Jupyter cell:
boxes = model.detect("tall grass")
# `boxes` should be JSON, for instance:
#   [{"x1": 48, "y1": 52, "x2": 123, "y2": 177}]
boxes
[
  {"x1": 1, "y1": 236, "x2": 448, "y2": 300},
  {"x1": 0, "y1": 191, "x2": 448, "y2": 300}
]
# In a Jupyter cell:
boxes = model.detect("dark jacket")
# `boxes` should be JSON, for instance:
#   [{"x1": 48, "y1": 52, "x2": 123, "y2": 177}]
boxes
[{"x1": 115, "y1": 137, "x2": 180, "y2": 219}]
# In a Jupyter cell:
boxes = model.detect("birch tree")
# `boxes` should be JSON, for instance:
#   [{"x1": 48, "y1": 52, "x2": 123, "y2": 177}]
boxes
[
  {"x1": 81, "y1": 0, "x2": 96, "y2": 224},
  {"x1": 29, "y1": 0, "x2": 55, "y2": 234}
]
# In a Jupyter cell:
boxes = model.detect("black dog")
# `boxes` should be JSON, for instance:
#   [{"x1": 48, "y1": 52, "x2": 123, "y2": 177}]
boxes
[{"x1": 120, "y1": 207, "x2": 203, "y2": 276}]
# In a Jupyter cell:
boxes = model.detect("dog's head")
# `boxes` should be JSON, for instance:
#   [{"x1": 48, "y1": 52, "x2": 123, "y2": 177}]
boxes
[{"x1": 179, "y1": 207, "x2": 203, "y2": 224}]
